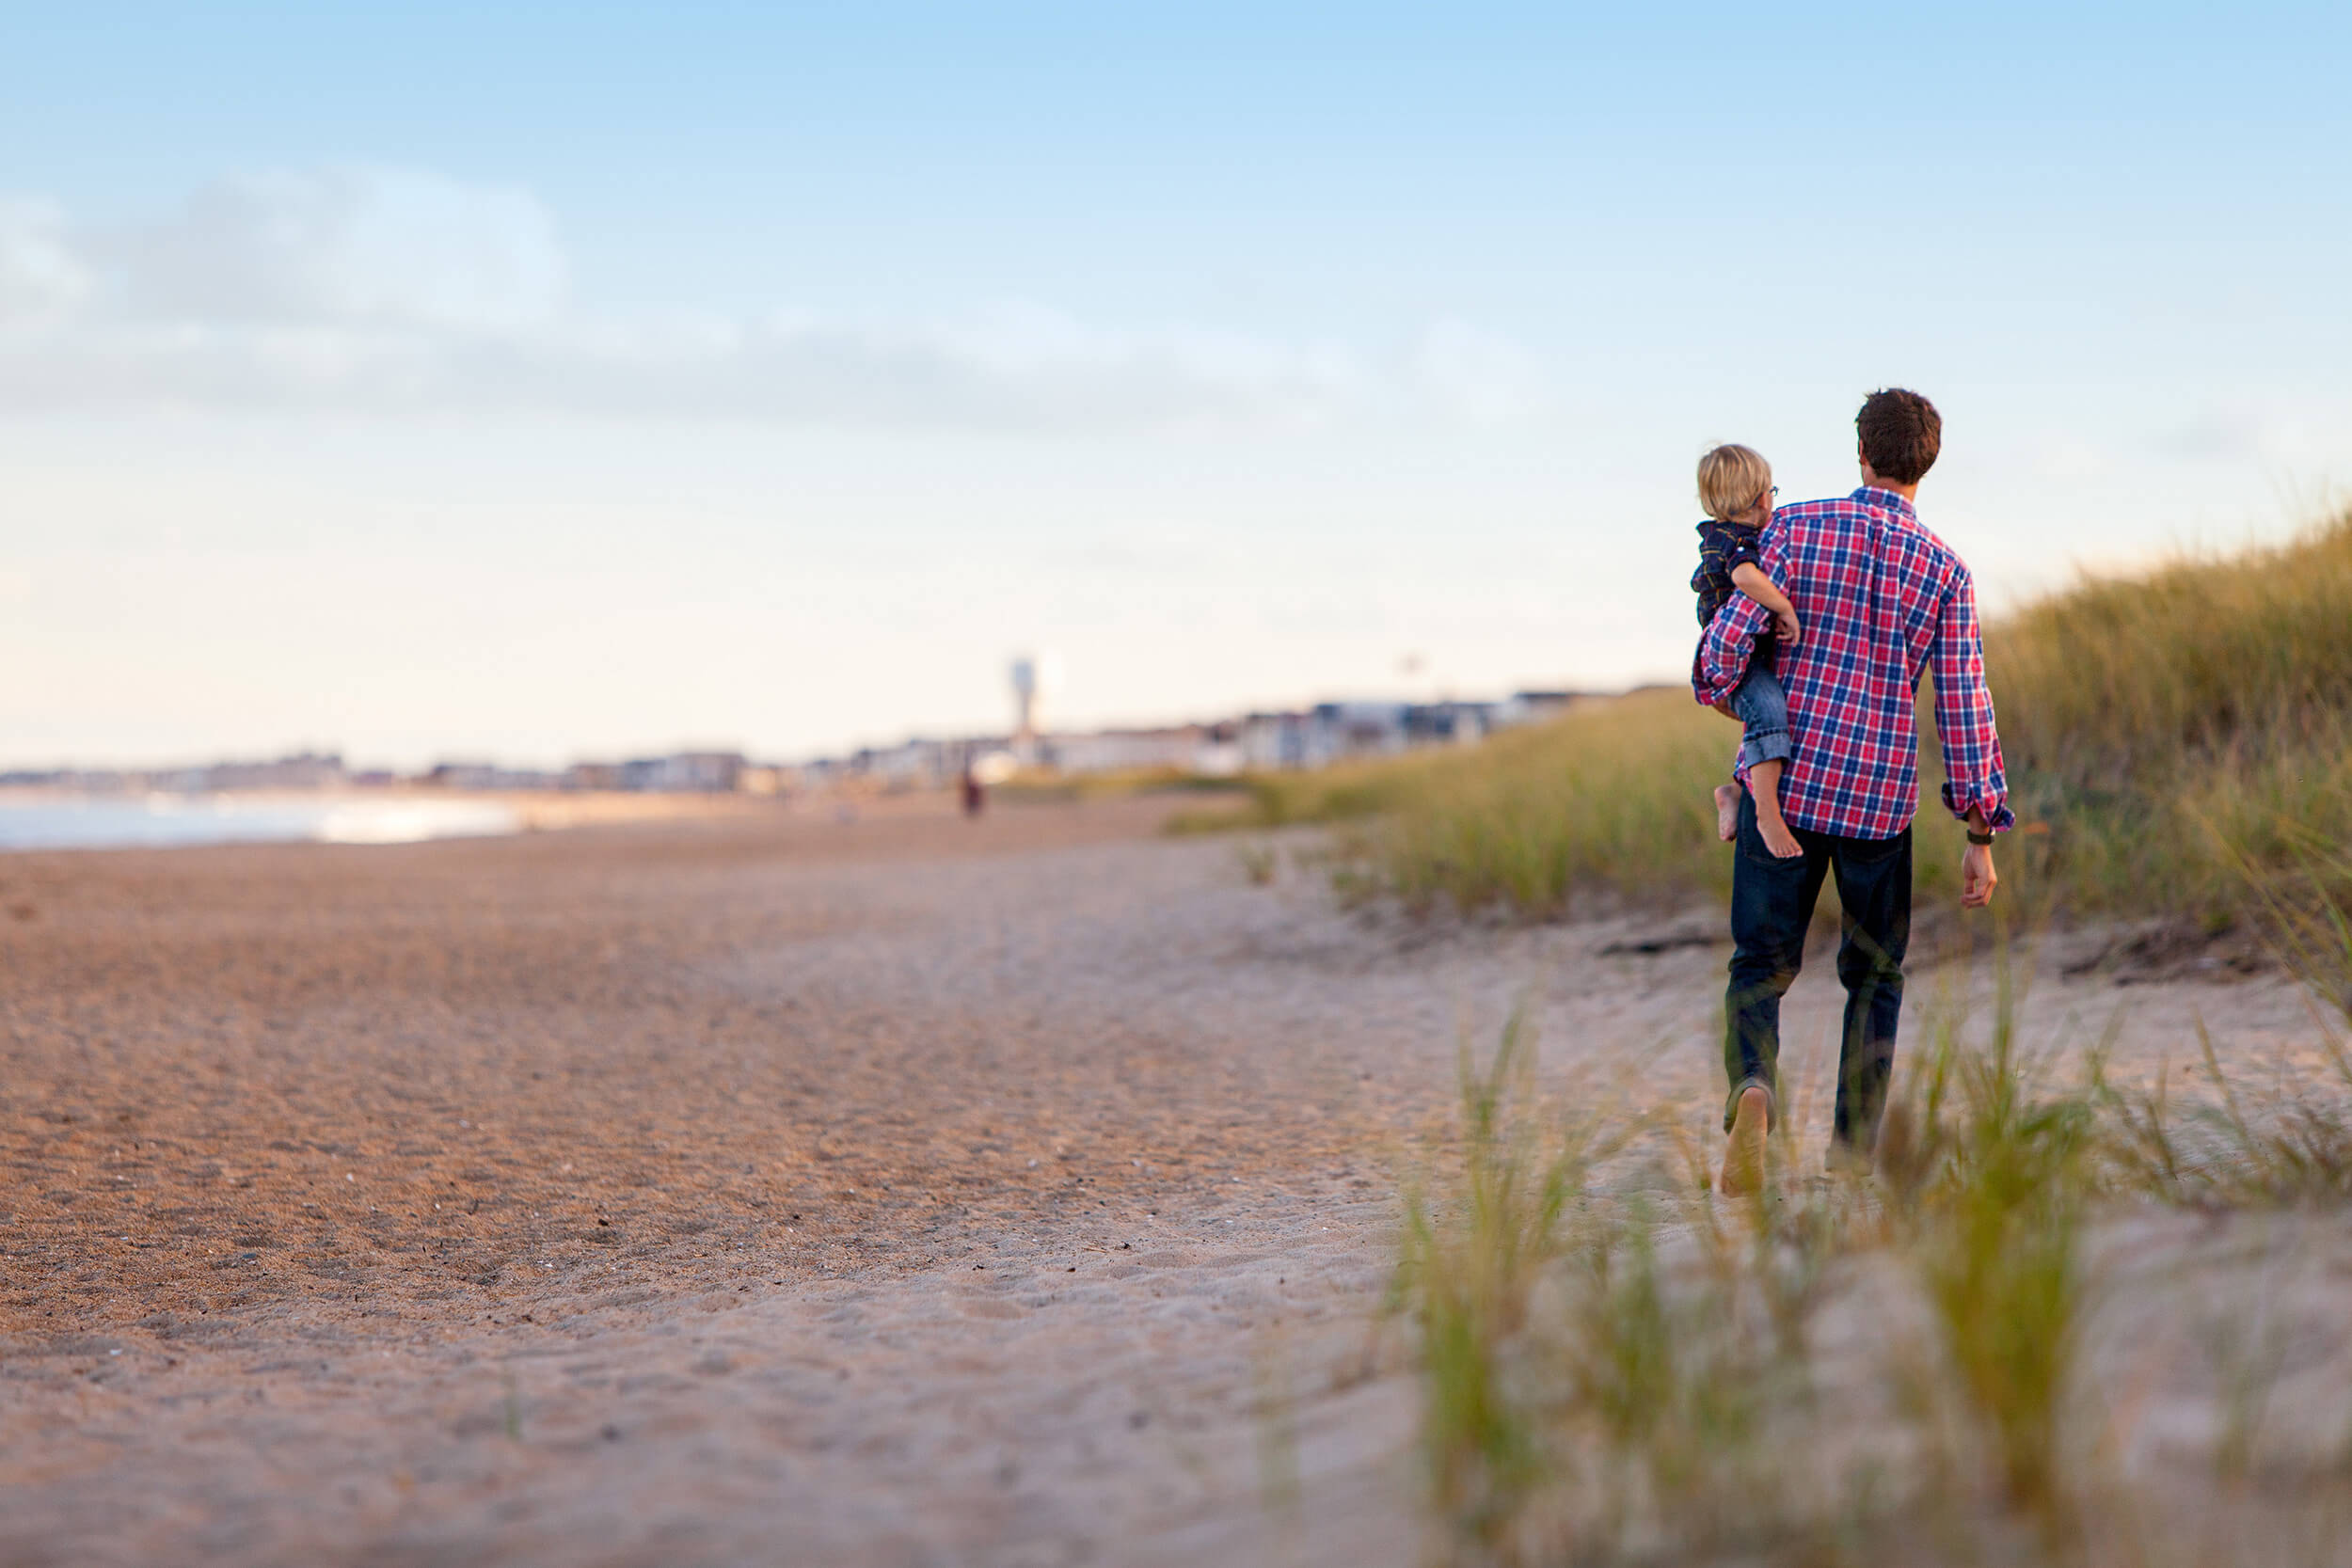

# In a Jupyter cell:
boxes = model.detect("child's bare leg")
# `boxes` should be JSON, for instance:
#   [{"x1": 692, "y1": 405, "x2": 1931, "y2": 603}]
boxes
[
  {"x1": 1749, "y1": 760, "x2": 1802, "y2": 858},
  {"x1": 1713, "y1": 783, "x2": 1740, "y2": 843}
]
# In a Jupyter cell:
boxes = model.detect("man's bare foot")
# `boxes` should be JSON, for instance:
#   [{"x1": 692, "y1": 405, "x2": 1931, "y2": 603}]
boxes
[
  {"x1": 1718, "y1": 1085, "x2": 1771, "y2": 1196},
  {"x1": 1755, "y1": 806, "x2": 1804, "y2": 859},
  {"x1": 1713, "y1": 784, "x2": 1740, "y2": 843}
]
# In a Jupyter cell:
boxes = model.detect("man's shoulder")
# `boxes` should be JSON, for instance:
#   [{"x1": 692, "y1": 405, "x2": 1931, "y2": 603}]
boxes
[
  {"x1": 1773, "y1": 495, "x2": 1861, "y2": 516},
  {"x1": 1778, "y1": 493, "x2": 1963, "y2": 559},
  {"x1": 1767, "y1": 495, "x2": 1875, "y2": 554},
  {"x1": 1770, "y1": 499, "x2": 1968, "y2": 609},
  {"x1": 1884, "y1": 510, "x2": 1970, "y2": 583},
  {"x1": 1770, "y1": 493, "x2": 1880, "y2": 534}
]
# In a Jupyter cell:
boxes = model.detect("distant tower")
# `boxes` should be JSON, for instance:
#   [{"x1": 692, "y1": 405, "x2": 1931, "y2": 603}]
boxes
[
  {"x1": 1009, "y1": 651, "x2": 1060, "y2": 755},
  {"x1": 1010, "y1": 657, "x2": 1041, "y2": 742}
]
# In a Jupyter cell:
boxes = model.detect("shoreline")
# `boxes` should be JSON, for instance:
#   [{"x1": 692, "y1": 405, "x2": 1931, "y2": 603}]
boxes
[{"x1": 0, "y1": 784, "x2": 800, "y2": 853}]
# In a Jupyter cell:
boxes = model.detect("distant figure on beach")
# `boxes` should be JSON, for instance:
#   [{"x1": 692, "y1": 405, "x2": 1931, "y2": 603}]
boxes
[
  {"x1": 1689, "y1": 444, "x2": 1804, "y2": 859},
  {"x1": 961, "y1": 766, "x2": 986, "y2": 818},
  {"x1": 1692, "y1": 388, "x2": 2010, "y2": 1196}
]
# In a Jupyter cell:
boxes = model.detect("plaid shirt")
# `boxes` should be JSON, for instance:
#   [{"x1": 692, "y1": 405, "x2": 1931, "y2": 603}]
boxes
[{"x1": 1692, "y1": 487, "x2": 2012, "y2": 840}]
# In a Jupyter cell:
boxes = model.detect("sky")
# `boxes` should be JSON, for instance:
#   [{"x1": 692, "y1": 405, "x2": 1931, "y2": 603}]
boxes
[{"x1": 3, "y1": 1, "x2": 2349, "y2": 769}]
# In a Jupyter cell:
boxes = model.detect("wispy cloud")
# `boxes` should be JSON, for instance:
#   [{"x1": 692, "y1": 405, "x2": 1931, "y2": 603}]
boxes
[
  {"x1": 110, "y1": 166, "x2": 568, "y2": 330},
  {"x1": 0, "y1": 165, "x2": 1545, "y2": 436},
  {"x1": 2159, "y1": 403, "x2": 2352, "y2": 467},
  {"x1": 0, "y1": 198, "x2": 91, "y2": 325}
]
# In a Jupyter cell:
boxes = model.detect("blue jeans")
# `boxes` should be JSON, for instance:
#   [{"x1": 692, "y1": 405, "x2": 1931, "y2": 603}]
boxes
[
  {"x1": 1728, "y1": 639, "x2": 1792, "y2": 771},
  {"x1": 1723, "y1": 792, "x2": 1912, "y2": 1149}
]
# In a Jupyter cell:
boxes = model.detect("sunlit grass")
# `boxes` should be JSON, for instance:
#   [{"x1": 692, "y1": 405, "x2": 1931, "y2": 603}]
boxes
[
  {"x1": 1173, "y1": 689, "x2": 1730, "y2": 913},
  {"x1": 1199, "y1": 507, "x2": 2352, "y2": 931}
]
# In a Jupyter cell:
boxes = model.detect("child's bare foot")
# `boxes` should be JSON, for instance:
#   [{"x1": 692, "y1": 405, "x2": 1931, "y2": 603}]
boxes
[
  {"x1": 1748, "y1": 760, "x2": 1803, "y2": 858},
  {"x1": 1713, "y1": 784, "x2": 1740, "y2": 843}
]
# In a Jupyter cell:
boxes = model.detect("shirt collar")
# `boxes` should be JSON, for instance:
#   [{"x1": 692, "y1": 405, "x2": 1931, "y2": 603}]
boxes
[{"x1": 1852, "y1": 485, "x2": 1916, "y2": 519}]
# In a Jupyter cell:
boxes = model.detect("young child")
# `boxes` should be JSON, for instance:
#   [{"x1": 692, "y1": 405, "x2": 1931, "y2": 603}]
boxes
[{"x1": 1692, "y1": 444, "x2": 1804, "y2": 859}]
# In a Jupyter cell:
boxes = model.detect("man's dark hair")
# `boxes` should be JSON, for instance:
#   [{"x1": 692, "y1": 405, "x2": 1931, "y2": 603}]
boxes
[{"x1": 1856, "y1": 388, "x2": 1941, "y2": 485}]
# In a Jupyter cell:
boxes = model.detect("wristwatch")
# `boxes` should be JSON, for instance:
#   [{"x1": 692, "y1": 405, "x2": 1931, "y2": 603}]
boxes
[{"x1": 1966, "y1": 830, "x2": 1995, "y2": 846}]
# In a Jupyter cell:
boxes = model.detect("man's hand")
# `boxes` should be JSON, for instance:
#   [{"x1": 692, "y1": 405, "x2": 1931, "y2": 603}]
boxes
[
  {"x1": 1961, "y1": 842, "x2": 1998, "y2": 910},
  {"x1": 1711, "y1": 700, "x2": 1740, "y2": 721},
  {"x1": 1773, "y1": 608, "x2": 1802, "y2": 646}
]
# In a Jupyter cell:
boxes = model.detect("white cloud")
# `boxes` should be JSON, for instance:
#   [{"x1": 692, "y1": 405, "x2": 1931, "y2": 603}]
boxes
[
  {"x1": 0, "y1": 311, "x2": 1378, "y2": 434},
  {"x1": 0, "y1": 166, "x2": 1524, "y2": 436},
  {"x1": 115, "y1": 166, "x2": 566, "y2": 330},
  {"x1": 2159, "y1": 401, "x2": 2352, "y2": 468},
  {"x1": 0, "y1": 198, "x2": 92, "y2": 325}
]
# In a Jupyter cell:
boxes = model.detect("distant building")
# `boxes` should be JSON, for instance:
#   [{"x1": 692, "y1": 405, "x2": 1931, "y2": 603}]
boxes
[
  {"x1": 181, "y1": 752, "x2": 349, "y2": 792},
  {"x1": 425, "y1": 762, "x2": 501, "y2": 791},
  {"x1": 424, "y1": 762, "x2": 562, "y2": 791},
  {"x1": 1403, "y1": 701, "x2": 1497, "y2": 747},
  {"x1": 614, "y1": 752, "x2": 746, "y2": 792},
  {"x1": 1314, "y1": 702, "x2": 1411, "y2": 761},
  {"x1": 2, "y1": 679, "x2": 1600, "y2": 807},
  {"x1": 1493, "y1": 689, "x2": 1586, "y2": 728},
  {"x1": 1047, "y1": 725, "x2": 1211, "y2": 776}
]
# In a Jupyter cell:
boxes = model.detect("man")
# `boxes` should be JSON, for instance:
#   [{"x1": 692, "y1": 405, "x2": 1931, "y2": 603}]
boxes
[{"x1": 1692, "y1": 388, "x2": 2010, "y2": 1195}]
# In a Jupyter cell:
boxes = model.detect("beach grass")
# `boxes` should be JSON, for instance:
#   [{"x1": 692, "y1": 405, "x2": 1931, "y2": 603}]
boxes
[
  {"x1": 1896, "y1": 978, "x2": 2092, "y2": 1519},
  {"x1": 1198, "y1": 505, "x2": 2352, "y2": 933},
  {"x1": 1395, "y1": 953, "x2": 2352, "y2": 1565}
]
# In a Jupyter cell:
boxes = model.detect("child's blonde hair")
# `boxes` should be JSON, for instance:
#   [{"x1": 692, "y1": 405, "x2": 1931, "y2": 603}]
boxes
[{"x1": 1696, "y1": 444, "x2": 1773, "y2": 521}]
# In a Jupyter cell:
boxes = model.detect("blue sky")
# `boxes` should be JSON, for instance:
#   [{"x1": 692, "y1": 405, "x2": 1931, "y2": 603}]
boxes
[{"x1": 3, "y1": 3, "x2": 2348, "y2": 768}]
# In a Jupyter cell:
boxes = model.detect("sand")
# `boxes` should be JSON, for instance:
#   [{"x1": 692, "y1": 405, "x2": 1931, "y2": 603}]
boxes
[{"x1": 0, "y1": 795, "x2": 2335, "y2": 1564}]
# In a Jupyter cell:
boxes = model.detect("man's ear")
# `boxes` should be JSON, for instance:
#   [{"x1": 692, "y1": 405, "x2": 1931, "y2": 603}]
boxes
[{"x1": 1857, "y1": 440, "x2": 1876, "y2": 486}]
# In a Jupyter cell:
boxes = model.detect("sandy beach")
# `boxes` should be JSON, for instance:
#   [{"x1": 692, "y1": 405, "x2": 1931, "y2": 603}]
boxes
[{"x1": 1, "y1": 796, "x2": 2337, "y2": 1565}]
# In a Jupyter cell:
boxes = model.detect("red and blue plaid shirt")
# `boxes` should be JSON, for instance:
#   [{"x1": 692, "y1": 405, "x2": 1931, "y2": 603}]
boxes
[{"x1": 1692, "y1": 486, "x2": 2012, "y2": 841}]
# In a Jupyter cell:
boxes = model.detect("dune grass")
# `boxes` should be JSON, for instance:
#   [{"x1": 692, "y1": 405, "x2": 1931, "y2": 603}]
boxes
[
  {"x1": 1994, "y1": 508, "x2": 2352, "y2": 922},
  {"x1": 1175, "y1": 689, "x2": 1733, "y2": 915},
  {"x1": 1395, "y1": 947, "x2": 2352, "y2": 1565},
  {"x1": 1191, "y1": 506, "x2": 2352, "y2": 930}
]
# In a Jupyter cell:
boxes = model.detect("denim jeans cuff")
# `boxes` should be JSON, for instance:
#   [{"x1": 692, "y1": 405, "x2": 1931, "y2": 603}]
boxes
[
  {"x1": 1723, "y1": 1075, "x2": 1777, "y2": 1133},
  {"x1": 1740, "y1": 730, "x2": 1794, "y2": 769}
]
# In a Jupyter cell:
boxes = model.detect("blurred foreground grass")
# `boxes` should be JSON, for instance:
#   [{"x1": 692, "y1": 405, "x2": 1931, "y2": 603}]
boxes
[
  {"x1": 1394, "y1": 932, "x2": 2352, "y2": 1565},
  {"x1": 1185, "y1": 507, "x2": 2352, "y2": 930}
]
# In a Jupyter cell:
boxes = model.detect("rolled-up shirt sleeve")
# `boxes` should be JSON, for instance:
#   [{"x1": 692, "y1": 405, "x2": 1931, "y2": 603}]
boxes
[{"x1": 1931, "y1": 569, "x2": 2016, "y2": 831}]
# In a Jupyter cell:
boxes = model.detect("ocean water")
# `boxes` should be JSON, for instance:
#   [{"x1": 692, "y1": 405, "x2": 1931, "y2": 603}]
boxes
[{"x1": 0, "y1": 795, "x2": 522, "y2": 852}]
